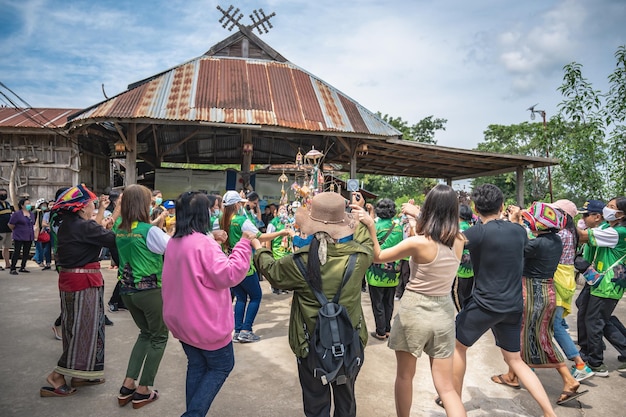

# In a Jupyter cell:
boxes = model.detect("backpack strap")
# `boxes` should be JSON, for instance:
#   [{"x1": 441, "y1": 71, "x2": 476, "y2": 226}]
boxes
[{"x1": 294, "y1": 253, "x2": 358, "y2": 306}]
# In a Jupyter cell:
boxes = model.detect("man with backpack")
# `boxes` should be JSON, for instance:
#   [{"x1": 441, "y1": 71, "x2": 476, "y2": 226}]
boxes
[{"x1": 253, "y1": 192, "x2": 373, "y2": 417}]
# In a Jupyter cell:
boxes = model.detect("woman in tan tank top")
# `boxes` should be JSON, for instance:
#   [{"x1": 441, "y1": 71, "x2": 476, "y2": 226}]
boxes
[{"x1": 352, "y1": 184, "x2": 467, "y2": 417}]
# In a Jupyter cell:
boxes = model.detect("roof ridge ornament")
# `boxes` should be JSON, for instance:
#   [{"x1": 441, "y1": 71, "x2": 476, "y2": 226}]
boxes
[{"x1": 217, "y1": 5, "x2": 276, "y2": 35}]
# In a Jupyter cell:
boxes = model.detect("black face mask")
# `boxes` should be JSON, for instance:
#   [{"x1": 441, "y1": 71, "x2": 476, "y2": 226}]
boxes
[{"x1": 0, "y1": 195, "x2": 7, "y2": 201}]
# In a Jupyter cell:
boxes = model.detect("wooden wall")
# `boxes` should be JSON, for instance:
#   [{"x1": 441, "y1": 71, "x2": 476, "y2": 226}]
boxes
[{"x1": 0, "y1": 131, "x2": 109, "y2": 202}]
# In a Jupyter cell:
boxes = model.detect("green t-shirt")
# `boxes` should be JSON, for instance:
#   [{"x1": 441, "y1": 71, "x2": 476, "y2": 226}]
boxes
[
  {"x1": 115, "y1": 221, "x2": 164, "y2": 292},
  {"x1": 228, "y1": 213, "x2": 261, "y2": 276},
  {"x1": 457, "y1": 220, "x2": 474, "y2": 278},
  {"x1": 365, "y1": 218, "x2": 403, "y2": 287},
  {"x1": 588, "y1": 224, "x2": 626, "y2": 300},
  {"x1": 269, "y1": 216, "x2": 291, "y2": 259}
]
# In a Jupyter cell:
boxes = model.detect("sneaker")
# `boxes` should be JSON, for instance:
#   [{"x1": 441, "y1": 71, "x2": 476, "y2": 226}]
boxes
[
  {"x1": 618, "y1": 362, "x2": 626, "y2": 373},
  {"x1": 618, "y1": 355, "x2": 626, "y2": 362},
  {"x1": 52, "y1": 325, "x2": 62, "y2": 340},
  {"x1": 18, "y1": 268, "x2": 30, "y2": 273},
  {"x1": 43, "y1": 265, "x2": 51, "y2": 270},
  {"x1": 589, "y1": 363, "x2": 609, "y2": 377},
  {"x1": 108, "y1": 303, "x2": 118, "y2": 312},
  {"x1": 233, "y1": 332, "x2": 240, "y2": 343},
  {"x1": 237, "y1": 331, "x2": 261, "y2": 343},
  {"x1": 105, "y1": 316, "x2": 114, "y2": 326},
  {"x1": 9, "y1": 270, "x2": 18, "y2": 275},
  {"x1": 571, "y1": 365, "x2": 595, "y2": 382}
]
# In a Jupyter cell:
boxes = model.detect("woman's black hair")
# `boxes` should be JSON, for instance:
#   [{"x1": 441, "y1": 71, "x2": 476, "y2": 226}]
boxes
[
  {"x1": 416, "y1": 184, "x2": 460, "y2": 247},
  {"x1": 611, "y1": 196, "x2": 626, "y2": 227},
  {"x1": 459, "y1": 204, "x2": 473, "y2": 221},
  {"x1": 207, "y1": 194, "x2": 217, "y2": 211},
  {"x1": 17, "y1": 198, "x2": 28, "y2": 210},
  {"x1": 375, "y1": 198, "x2": 396, "y2": 219},
  {"x1": 173, "y1": 191, "x2": 210, "y2": 238},
  {"x1": 306, "y1": 236, "x2": 323, "y2": 292}
]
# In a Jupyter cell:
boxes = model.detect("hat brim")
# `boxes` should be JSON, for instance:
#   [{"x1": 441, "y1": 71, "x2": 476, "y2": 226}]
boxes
[{"x1": 295, "y1": 208, "x2": 357, "y2": 240}]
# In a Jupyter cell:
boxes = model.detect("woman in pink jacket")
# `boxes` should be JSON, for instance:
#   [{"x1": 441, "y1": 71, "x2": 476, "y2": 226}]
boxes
[{"x1": 162, "y1": 191, "x2": 259, "y2": 417}]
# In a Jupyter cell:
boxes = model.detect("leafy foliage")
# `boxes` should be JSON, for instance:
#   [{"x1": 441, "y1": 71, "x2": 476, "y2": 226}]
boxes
[{"x1": 356, "y1": 114, "x2": 446, "y2": 204}]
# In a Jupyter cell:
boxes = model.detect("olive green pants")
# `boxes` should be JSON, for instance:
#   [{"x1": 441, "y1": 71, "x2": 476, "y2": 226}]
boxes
[{"x1": 121, "y1": 288, "x2": 169, "y2": 386}]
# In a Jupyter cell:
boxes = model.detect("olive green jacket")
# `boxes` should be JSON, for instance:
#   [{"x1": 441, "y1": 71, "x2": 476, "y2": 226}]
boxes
[{"x1": 254, "y1": 224, "x2": 374, "y2": 358}]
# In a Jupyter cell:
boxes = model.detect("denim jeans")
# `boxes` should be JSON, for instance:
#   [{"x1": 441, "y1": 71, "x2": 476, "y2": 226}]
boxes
[
  {"x1": 232, "y1": 272, "x2": 262, "y2": 332},
  {"x1": 181, "y1": 341, "x2": 234, "y2": 417},
  {"x1": 34, "y1": 241, "x2": 43, "y2": 264},
  {"x1": 553, "y1": 306, "x2": 580, "y2": 360}
]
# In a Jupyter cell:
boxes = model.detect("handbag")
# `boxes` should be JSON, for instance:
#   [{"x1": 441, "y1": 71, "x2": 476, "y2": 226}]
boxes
[{"x1": 37, "y1": 229, "x2": 51, "y2": 243}]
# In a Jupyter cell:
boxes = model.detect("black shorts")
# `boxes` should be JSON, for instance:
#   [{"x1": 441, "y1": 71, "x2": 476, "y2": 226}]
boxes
[{"x1": 455, "y1": 298, "x2": 522, "y2": 352}]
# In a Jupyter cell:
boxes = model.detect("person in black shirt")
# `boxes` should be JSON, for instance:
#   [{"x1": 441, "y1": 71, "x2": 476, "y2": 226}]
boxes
[
  {"x1": 0, "y1": 188, "x2": 14, "y2": 270},
  {"x1": 448, "y1": 184, "x2": 557, "y2": 417}
]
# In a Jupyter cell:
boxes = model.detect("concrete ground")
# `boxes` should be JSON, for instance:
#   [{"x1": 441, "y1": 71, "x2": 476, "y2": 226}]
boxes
[{"x1": 1, "y1": 259, "x2": 625, "y2": 417}]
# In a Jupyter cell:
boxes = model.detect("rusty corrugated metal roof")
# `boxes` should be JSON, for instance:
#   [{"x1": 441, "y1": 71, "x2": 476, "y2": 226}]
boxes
[
  {"x1": 69, "y1": 56, "x2": 401, "y2": 138},
  {"x1": 0, "y1": 107, "x2": 78, "y2": 129}
]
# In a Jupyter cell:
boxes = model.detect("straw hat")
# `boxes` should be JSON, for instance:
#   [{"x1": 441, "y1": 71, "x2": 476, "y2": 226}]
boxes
[{"x1": 295, "y1": 192, "x2": 357, "y2": 240}]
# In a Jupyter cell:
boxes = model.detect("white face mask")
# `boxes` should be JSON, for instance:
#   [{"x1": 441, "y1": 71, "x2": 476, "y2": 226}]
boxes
[{"x1": 603, "y1": 206, "x2": 622, "y2": 222}]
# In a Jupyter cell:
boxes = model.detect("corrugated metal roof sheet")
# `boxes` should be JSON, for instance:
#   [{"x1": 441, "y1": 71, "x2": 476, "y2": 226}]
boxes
[
  {"x1": 0, "y1": 107, "x2": 78, "y2": 129},
  {"x1": 70, "y1": 57, "x2": 401, "y2": 138}
]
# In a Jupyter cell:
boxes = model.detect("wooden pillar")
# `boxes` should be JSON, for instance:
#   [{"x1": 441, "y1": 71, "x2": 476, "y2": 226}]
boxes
[
  {"x1": 350, "y1": 142, "x2": 357, "y2": 179},
  {"x1": 125, "y1": 123, "x2": 137, "y2": 186},
  {"x1": 241, "y1": 129, "x2": 252, "y2": 190},
  {"x1": 446, "y1": 178, "x2": 452, "y2": 186},
  {"x1": 516, "y1": 166, "x2": 524, "y2": 207}
]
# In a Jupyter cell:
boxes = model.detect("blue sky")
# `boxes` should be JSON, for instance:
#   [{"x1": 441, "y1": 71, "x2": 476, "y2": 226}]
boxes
[{"x1": 0, "y1": 0, "x2": 624, "y2": 149}]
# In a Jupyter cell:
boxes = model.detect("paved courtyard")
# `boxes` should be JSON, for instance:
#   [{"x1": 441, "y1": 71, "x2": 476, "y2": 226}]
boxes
[{"x1": 1, "y1": 259, "x2": 625, "y2": 417}]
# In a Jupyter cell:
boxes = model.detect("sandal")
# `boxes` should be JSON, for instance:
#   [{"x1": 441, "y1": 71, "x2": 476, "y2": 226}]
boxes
[
  {"x1": 491, "y1": 374, "x2": 521, "y2": 389},
  {"x1": 435, "y1": 396, "x2": 444, "y2": 408},
  {"x1": 118, "y1": 386, "x2": 136, "y2": 407},
  {"x1": 70, "y1": 377, "x2": 105, "y2": 387},
  {"x1": 556, "y1": 389, "x2": 588, "y2": 405},
  {"x1": 132, "y1": 390, "x2": 159, "y2": 409},
  {"x1": 40, "y1": 384, "x2": 77, "y2": 397}
]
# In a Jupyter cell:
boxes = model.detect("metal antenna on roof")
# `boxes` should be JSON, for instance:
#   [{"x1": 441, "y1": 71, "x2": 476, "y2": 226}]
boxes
[
  {"x1": 217, "y1": 5, "x2": 243, "y2": 31},
  {"x1": 216, "y1": 5, "x2": 276, "y2": 35},
  {"x1": 250, "y1": 9, "x2": 275, "y2": 34}
]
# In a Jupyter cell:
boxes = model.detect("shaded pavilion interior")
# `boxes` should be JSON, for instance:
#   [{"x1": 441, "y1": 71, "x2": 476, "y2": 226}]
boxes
[{"x1": 65, "y1": 9, "x2": 557, "y2": 205}]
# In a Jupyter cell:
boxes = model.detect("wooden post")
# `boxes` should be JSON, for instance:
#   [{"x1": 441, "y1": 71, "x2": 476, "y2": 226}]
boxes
[
  {"x1": 516, "y1": 166, "x2": 524, "y2": 207},
  {"x1": 241, "y1": 129, "x2": 252, "y2": 190},
  {"x1": 446, "y1": 178, "x2": 452, "y2": 186},
  {"x1": 350, "y1": 142, "x2": 357, "y2": 179},
  {"x1": 125, "y1": 123, "x2": 137, "y2": 186}
]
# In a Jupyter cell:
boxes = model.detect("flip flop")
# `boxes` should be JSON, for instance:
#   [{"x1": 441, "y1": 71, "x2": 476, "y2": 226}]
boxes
[
  {"x1": 132, "y1": 390, "x2": 159, "y2": 409},
  {"x1": 557, "y1": 389, "x2": 588, "y2": 405},
  {"x1": 491, "y1": 374, "x2": 521, "y2": 389},
  {"x1": 70, "y1": 378, "x2": 105, "y2": 387},
  {"x1": 118, "y1": 386, "x2": 136, "y2": 407},
  {"x1": 40, "y1": 385, "x2": 77, "y2": 397},
  {"x1": 434, "y1": 396, "x2": 444, "y2": 408}
]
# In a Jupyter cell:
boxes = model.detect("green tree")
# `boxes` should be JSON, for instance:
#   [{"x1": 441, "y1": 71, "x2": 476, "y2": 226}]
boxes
[
  {"x1": 554, "y1": 62, "x2": 608, "y2": 199},
  {"x1": 472, "y1": 122, "x2": 555, "y2": 203},
  {"x1": 357, "y1": 114, "x2": 446, "y2": 203},
  {"x1": 605, "y1": 45, "x2": 626, "y2": 195}
]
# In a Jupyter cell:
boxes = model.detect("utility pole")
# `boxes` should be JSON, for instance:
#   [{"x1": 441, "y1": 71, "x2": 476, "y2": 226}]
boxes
[{"x1": 527, "y1": 104, "x2": 553, "y2": 203}]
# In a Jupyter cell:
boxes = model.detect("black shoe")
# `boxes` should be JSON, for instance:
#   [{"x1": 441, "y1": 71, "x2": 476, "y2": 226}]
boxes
[
  {"x1": 619, "y1": 355, "x2": 626, "y2": 362},
  {"x1": 9, "y1": 270, "x2": 18, "y2": 275},
  {"x1": 19, "y1": 268, "x2": 30, "y2": 273},
  {"x1": 105, "y1": 316, "x2": 114, "y2": 326},
  {"x1": 43, "y1": 265, "x2": 51, "y2": 270},
  {"x1": 108, "y1": 303, "x2": 118, "y2": 312}
]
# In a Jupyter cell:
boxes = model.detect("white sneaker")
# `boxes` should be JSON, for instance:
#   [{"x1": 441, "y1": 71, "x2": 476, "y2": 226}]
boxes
[{"x1": 571, "y1": 365, "x2": 594, "y2": 382}]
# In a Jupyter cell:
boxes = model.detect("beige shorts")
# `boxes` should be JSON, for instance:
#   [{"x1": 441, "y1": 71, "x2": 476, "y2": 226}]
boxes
[
  {"x1": 388, "y1": 290, "x2": 455, "y2": 359},
  {"x1": 0, "y1": 232, "x2": 12, "y2": 250}
]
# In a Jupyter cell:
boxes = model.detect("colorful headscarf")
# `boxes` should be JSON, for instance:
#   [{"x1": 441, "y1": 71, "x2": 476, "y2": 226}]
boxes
[
  {"x1": 522, "y1": 201, "x2": 565, "y2": 232},
  {"x1": 51, "y1": 184, "x2": 97, "y2": 213}
]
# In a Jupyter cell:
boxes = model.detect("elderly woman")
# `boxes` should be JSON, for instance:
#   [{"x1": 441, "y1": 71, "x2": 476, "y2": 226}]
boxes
[{"x1": 40, "y1": 184, "x2": 116, "y2": 397}]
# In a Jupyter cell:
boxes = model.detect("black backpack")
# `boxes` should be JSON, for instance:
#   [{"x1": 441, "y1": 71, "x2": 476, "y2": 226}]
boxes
[{"x1": 294, "y1": 253, "x2": 363, "y2": 385}]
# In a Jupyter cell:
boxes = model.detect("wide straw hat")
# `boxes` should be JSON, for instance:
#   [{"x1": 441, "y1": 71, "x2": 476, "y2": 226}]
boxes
[{"x1": 295, "y1": 192, "x2": 357, "y2": 240}]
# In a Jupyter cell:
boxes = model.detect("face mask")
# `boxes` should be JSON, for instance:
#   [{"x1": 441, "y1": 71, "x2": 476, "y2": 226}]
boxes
[
  {"x1": 155, "y1": 197, "x2": 163, "y2": 206},
  {"x1": 603, "y1": 206, "x2": 622, "y2": 222},
  {"x1": 0, "y1": 194, "x2": 6, "y2": 200},
  {"x1": 149, "y1": 207, "x2": 154, "y2": 216},
  {"x1": 25, "y1": 204, "x2": 32, "y2": 211},
  {"x1": 212, "y1": 209, "x2": 221, "y2": 217},
  {"x1": 41, "y1": 206, "x2": 48, "y2": 211}
]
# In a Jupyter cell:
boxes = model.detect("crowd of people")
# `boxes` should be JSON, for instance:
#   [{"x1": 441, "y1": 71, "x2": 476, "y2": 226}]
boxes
[{"x1": 1, "y1": 182, "x2": 626, "y2": 417}]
